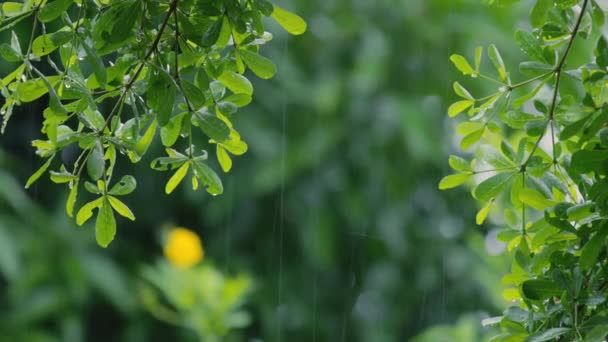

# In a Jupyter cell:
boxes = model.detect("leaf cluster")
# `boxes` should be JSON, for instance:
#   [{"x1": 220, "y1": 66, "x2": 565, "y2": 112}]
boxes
[
  {"x1": 442, "y1": 0, "x2": 608, "y2": 340},
  {"x1": 0, "y1": 0, "x2": 306, "y2": 247}
]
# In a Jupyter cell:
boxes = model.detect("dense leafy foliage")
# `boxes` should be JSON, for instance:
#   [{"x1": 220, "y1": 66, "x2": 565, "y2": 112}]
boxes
[
  {"x1": 0, "y1": 0, "x2": 305, "y2": 247},
  {"x1": 443, "y1": 0, "x2": 608, "y2": 340}
]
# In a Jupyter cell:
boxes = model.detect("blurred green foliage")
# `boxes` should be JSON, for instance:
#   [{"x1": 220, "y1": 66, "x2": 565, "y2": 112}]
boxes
[{"x1": 0, "y1": 0, "x2": 544, "y2": 341}]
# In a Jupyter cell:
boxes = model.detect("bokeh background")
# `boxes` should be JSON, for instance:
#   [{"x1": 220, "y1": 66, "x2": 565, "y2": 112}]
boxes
[{"x1": 0, "y1": 0, "x2": 537, "y2": 341}]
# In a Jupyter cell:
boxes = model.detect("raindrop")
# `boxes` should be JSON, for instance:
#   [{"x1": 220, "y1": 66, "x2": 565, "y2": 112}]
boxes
[
  {"x1": 498, "y1": 86, "x2": 507, "y2": 93},
  {"x1": 64, "y1": 82, "x2": 71, "y2": 89},
  {"x1": 471, "y1": 74, "x2": 478, "y2": 78}
]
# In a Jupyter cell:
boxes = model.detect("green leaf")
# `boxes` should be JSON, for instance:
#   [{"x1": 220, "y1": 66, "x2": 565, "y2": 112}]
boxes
[
  {"x1": 488, "y1": 44, "x2": 507, "y2": 81},
  {"x1": 201, "y1": 17, "x2": 223, "y2": 47},
  {"x1": 479, "y1": 145, "x2": 516, "y2": 168},
  {"x1": 521, "y1": 279, "x2": 562, "y2": 300},
  {"x1": 585, "y1": 325, "x2": 608, "y2": 342},
  {"x1": 438, "y1": 173, "x2": 470, "y2": 190},
  {"x1": 567, "y1": 202, "x2": 595, "y2": 221},
  {"x1": 16, "y1": 79, "x2": 51, "y2": 102},
  {"x1": 197, "y1": 113, "x2": 230, "y2": 142},
  {"x1": 595, "y1": 36, "x2": 608, "y2": 69},
  {"x1": 238, "y1": 49, "x2": 277, "y2": 79},
  {"x1": 473, "y1": 172, "x2": 517, "y2": 202},
  {"x1": 519, "y1": 61, "x2": 553, "y2": 76},
  {"x1": 449, "y1": 54, "x2": 476, "y2": 76},
  {"x1": 87, "y1": 142, "x2": 104, "y2": 181},
  {"x1": 165, "y1": 162, "x2": 190, "y2": 194},
  {"x1": 217, "y1": 145, "x2": 232, "y2": 173},
  {"x1": 580, "y1": 226, "x2": 608, "y2": 271},
  {"x1": 218, "y1": 71, "x2": 253, "y2": 95},
  {"x1": 108, "y1": 196, "x2": 135, "y2": 221},
  {"x1": 148, "y1": 70, "x2": 176, "y2": 127},
  {"x1": 105, "y1": 1, "x2": 140, "y2": 45},
  {"x1": 108, "y1": 175, "x2": 136, "y2": 196},
  {"x1": 515, "y1": 30, "x2": 546, "y2": 63},
  {"x1": 0, "y1": 43, "x2": 21, "y2": 62},
  {"x1": 39, "y1": 0, "x2": 74, "y2": 23},
  {"x1": 32, "y1": 31, "x2": 73, "y2": 57},
  {"x1": 526, "y1": 328, "x2": 571, "y2": 342},
  {"x1": 181, "y1": 81, "x2": 206, "y2": 110},
  {"x1": 193, "y1": 160, "x2": 223, "y2": 196},
  {"x1": 76, "y1": 197, "x2": 103, "y2": 226},
  {"x1": 476, "y1": 201, "x2": 493, "y2": 225},
  {"x1": 530, "y1": 0, "x2": 552, "y2": 29},
  {"x1": 271, "y1": 5, "x2": 307, "y2": 35},
  {"x1": 96, "y1": 199, "x2": 116, "y2": 248},
  {"x1": 81, "y1": 39, "x2": 107, "y2": 87},
  {"x1": 448, "y1": 100, "x2": 474, "y2": 117},
  {"x1": 25, "y1": 156, "x2": 54, "y2": 189},
  {"x1": 571, "y1": 150, "x2": 608, "y2": 174},
  {"x1": 513, "y1": 79, "x2": 546, "y2": 109},
  {"x1": 519, "y1": 188, "x2": 557, "y2": 210},
  {"x1": 160, "y1": 112, "x2": 186, "y2": 147}
]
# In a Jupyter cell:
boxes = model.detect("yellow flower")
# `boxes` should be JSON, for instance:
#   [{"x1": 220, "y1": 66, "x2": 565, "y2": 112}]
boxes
[{"x1": 164, "y1": 227, "x2": 204, "y2": 268}]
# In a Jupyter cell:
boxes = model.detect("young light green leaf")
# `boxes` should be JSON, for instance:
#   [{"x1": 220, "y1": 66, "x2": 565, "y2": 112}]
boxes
[
  {"x1": 460, "y1": 128, "x2": 484, "y2": 150},
  {"x1": 66, "y1": 181, "x2": 78, "y2": 218},
  {"x1": 133, "y1": 120, "x2": 157, "y2": 158},
  {"x1": 238, "y1": 49, "x2": 277, "y2": 79},
  {"x1": 16, "y1": 78, "x2": 51, "y2": 103},
  {"x1": 488, "y1": 44, "x2": 507, "y2": 81},
  {"x1": 32, "y1": 31, "x2": 72, "y2": 57},
  {"x1": 453, "y1": 82, "x2": 474, "y2": 100},
  {"x1": 448, "y1": 100, "x2": 474, "y2": 117},
  {"x1": 108, "y1": 196, "x2": 135, "y2": 221},
  {"x1": 50, "y1": 170, "x2": 78, "y2": 184},
  {"x1": 271, "y1": 5, "x2": 307, "y2": 35},
  {"x1": 76, "y1": 197, "x2": 104, "y2": 226},
  {"x1": 96, "y1": 199, "x2": 116, "y2": 248},
  {"x1": 449, "y1": 54, "x2": 476, "y2": 75},
  {"x1": 218, "y1": 71, "x2": 253, "y2": 95},
  {"x1": 476, "y1": 200, "x2": 493, "y2": 225},
  {"x1": 448, "y1": 155, "x2": 471, "y2": 172},
  {"x1": 25, "y1": 155, "x2": 54, "y2": 189},
  {"x1": 165, "y1": 162, "x2": 190, "y2": 194},
  {"x1": 474, "y1": 46, "x2": 483, "y2": 71},
  {"x1": 217, "y1": 145, "x2": 232, "y2": 173},
  {"x1": 438, "y1": 173, "x2": 470, "y2": 190}
]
